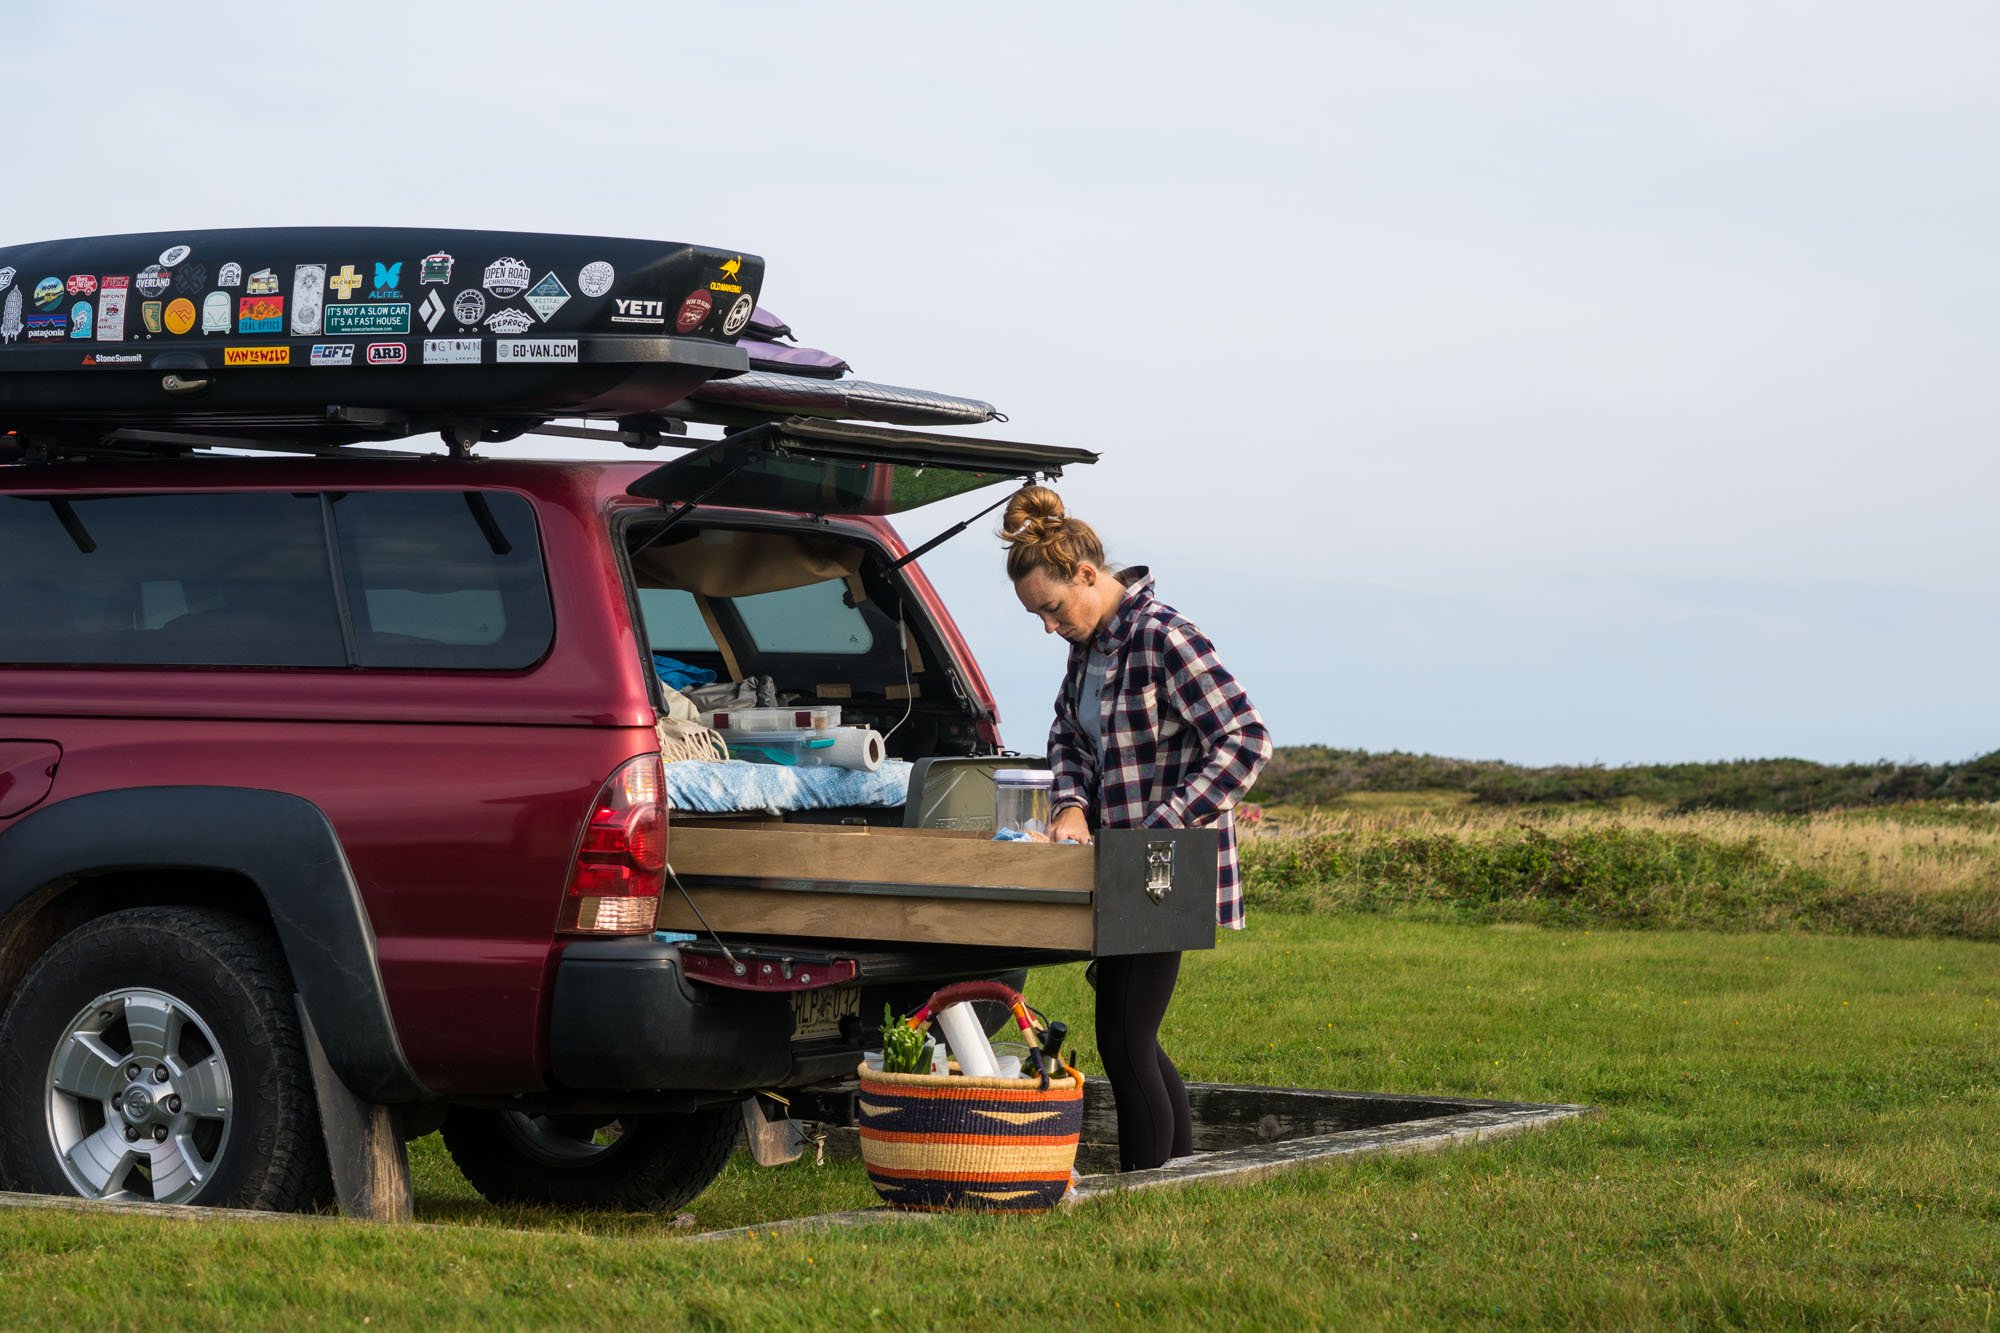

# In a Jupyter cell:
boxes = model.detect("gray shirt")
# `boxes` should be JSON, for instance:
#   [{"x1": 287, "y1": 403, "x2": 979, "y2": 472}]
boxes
[{"x1": 1078, "y1": 648, "x2": 1108, "y2": 764}]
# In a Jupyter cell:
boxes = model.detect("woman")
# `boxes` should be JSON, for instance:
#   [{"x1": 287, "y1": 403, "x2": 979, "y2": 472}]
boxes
[{"x1": 1002, "y1": 485, "x2": 1271, "y2": 1171}]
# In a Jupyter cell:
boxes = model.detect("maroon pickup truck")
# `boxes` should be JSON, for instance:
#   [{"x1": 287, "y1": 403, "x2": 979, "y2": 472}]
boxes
[{"x1": 0, "y1": 227, "x2": 1216, "y2": 1215}]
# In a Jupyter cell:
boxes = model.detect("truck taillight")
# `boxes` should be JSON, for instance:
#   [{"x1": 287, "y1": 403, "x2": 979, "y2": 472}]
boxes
[{"x1": 560, "y1": 754, "x2": 665, "y2": 935}]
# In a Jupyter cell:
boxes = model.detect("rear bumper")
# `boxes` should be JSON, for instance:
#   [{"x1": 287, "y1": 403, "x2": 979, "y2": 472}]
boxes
[{"x1": 547, "y1": 937, "x2": 1066, "y2": 1093}]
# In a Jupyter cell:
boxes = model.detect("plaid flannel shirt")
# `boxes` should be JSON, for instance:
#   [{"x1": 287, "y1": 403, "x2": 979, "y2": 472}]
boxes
[{"x1": 1046, "y1": 567, "x2": 1272, "y2": 930}]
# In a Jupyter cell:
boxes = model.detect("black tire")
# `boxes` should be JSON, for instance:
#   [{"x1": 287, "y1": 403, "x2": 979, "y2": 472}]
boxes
[
  {"x1": 441, "y1": 1105, "x2": 738, "y2": 1212},
  {"x1": 0, "y1": 906, "x2": 333, "y2": 1212}
]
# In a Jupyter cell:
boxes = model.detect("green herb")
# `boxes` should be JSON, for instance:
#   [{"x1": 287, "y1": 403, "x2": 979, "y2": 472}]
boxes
[{"x1": 878, "y1": 1004, "x2": 933, "y2": 1074}]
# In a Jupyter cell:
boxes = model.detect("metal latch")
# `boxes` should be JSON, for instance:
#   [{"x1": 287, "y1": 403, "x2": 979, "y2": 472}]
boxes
[{"x1": 1145, "y1": 841, "x2": 1175, "y2": 903}]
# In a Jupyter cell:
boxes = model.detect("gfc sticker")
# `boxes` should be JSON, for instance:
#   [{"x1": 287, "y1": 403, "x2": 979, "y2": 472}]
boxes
[{"x1": 223, "y1": 345, "x2": 290, "y2": 366}]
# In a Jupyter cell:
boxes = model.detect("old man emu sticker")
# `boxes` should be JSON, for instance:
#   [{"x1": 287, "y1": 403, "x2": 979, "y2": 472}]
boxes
[{"x1": 0, "y1": 226, "x2": 764, "y2": 450}]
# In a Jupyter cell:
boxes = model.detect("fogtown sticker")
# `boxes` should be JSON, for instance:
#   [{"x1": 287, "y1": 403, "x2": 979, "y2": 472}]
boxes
[
  {"x1": 578, "y1": 261, "x2": 614, "y2": 298},
  {"x1": 494, "y1": 338, "x2": 579, "y2": 363},
  {"x1": 423, "y1": 338, "x2": 481, "y2": 365}
]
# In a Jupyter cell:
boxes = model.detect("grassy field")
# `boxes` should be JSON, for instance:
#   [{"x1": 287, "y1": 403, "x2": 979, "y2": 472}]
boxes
[
  {"x1": 3, "y1": 901, "x2": 1996, "y2": 1327},
  {"x1": 1244, "y1": 798, "x2": 2000, "y2": 941}
]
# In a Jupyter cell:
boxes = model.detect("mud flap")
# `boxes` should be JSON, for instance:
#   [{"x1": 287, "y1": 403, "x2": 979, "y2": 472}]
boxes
[
  {"x1": 740, "y1": 1094, "x2": 806, "y2": 1166},
  {"x1": 296, "y1": 997, "x2": 413, "y2": 1221}
]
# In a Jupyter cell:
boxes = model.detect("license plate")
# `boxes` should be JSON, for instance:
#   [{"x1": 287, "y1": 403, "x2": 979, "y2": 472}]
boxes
[{"x1": 790, "y1": 986, "x2": 859, "y2": 1041}]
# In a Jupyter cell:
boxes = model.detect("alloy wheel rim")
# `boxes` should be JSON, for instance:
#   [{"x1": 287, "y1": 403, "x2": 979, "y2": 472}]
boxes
[{"x1": 43, "y1": 987, "x2": 235, "y2": 1204}]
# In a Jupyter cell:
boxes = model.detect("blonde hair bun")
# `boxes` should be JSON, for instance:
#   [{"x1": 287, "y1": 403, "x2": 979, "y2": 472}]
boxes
[{"x1": 1001, "y1": 484, "x2": 1105, "y2": 583}]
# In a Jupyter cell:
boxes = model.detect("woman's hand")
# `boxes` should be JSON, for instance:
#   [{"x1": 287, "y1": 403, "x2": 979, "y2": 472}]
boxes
[{"x1": 1049, "y1": 805, "x2": 1092, "y2": 845}]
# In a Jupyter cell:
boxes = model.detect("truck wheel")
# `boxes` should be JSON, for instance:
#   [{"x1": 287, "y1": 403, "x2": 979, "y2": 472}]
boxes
[
  {"x1": 0, "y1": 907, "x2": 332, "y2": 1211},
  {"x1": 441, "y1": 1106, "x2": 738, "y2": 1212}
]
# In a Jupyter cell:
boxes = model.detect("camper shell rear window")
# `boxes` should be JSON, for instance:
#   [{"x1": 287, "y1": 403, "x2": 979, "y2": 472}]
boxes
[{"x1": 0, "y1": 489, "x2": 552, "y2": 669}]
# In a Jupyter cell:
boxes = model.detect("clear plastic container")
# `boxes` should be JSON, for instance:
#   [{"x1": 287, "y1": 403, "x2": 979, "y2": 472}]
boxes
[
  {"x1": 724, "y1": 725, "x2": 883, "y2": 770},
  {"x1": 703, "y1": 705, "x2": 842, "y2": 733},
  {"x1": 994, "y1": 768, "x2": 1054, "y2": 838}
]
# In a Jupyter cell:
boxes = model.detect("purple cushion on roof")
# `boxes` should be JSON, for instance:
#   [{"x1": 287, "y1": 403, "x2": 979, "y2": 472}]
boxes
[{"x1": 742, "y1": 307, "x2": 793, "y2": 341}]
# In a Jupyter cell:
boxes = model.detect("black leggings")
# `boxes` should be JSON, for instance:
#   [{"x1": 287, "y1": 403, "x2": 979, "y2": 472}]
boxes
[{"x1": 1094, "y1": 951, "x2": 1193, "y2": 1171}]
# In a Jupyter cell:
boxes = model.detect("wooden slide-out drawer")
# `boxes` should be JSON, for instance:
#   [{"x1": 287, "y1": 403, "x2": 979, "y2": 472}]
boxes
[{"x1": 657, "y1": 819, "x2": 1219, "y2": 956}]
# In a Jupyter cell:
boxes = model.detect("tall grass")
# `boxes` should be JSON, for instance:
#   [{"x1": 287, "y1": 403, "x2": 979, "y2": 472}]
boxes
[
  {"x1": 1242, "y1": 802, "x2": 2000, "y2": 941},
  {"x1": 1257, "y1": 745, "x2": 2000, "y2": 813}
]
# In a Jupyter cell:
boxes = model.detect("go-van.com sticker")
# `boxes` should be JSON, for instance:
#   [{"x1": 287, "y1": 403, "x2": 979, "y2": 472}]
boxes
[
  {"x1": 159, "y1": 244, "x2": 192, "y2": 267},
  {"x1": 578, "y1": 261, "x2": 614, "y2": 298},
  {"x1": 494, "y1": 338, "x2": 578, "y2": 363}
]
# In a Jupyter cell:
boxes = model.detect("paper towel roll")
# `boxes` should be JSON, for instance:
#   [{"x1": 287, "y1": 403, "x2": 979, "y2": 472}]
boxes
[
  {"x1": 821, "y1": 726, "x2": 885, "y2": 772},
  {"x1": 934, "y1": 1002, "x2": 999, "y2": 1077}
]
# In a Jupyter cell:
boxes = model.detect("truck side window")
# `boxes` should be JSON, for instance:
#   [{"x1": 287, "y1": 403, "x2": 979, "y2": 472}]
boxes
[
  {"x1": 334, "y1": 491, "x2": 553, "y2": 670},
  {"x1": 0, "y1": 492, "x2": 344, "y2": 666}
]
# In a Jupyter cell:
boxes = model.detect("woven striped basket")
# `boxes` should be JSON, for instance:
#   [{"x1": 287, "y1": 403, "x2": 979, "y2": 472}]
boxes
[{"x1": 857, "y1": 980, "x2": 1083, "y2": 1213}]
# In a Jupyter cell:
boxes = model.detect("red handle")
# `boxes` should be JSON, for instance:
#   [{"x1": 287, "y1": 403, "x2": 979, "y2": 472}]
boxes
[{"x1": 906, "y1": 980, "x2": 1036, "y2": 1039}]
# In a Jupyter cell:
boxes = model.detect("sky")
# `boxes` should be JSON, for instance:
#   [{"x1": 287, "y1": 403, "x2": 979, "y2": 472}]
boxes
[{"x1": 9, "y1": 2, "x2": 1997, "y2": 765}]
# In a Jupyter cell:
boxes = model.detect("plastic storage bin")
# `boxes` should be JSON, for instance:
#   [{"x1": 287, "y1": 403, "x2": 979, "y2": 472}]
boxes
[
  {"x1": 993, "y1": 768, "x2": 1053, "y2": 837},
  {"x1": 703, "y1": 705, "x2": 842, "y2": 733}
]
